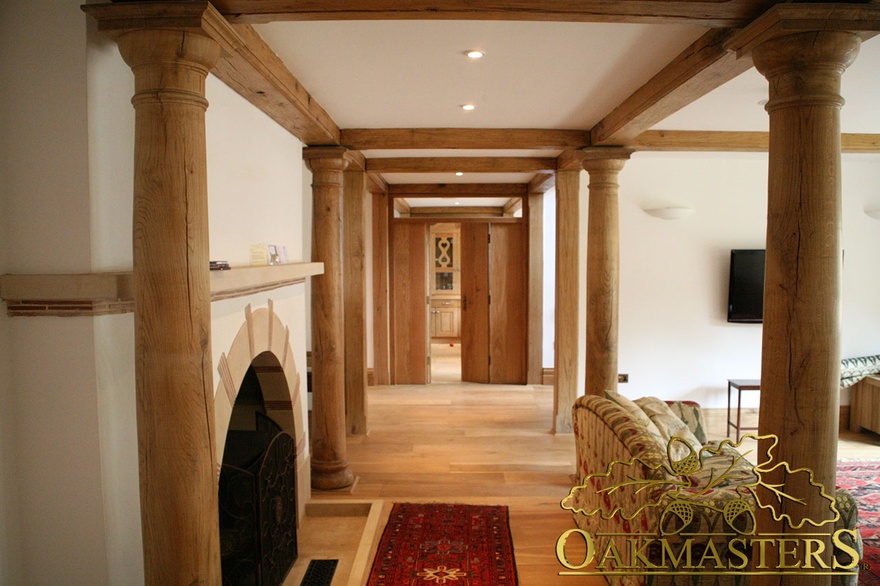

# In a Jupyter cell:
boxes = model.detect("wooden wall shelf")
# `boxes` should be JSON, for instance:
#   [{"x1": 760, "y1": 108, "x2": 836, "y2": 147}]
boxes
[{"x1": 0, "y1": 263, "x2": 324, "y2": 316}]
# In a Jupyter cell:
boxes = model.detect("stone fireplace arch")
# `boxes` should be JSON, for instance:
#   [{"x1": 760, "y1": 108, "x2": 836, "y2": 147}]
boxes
[{"x1": 213, "y1": 301, "x2": 309, "y2": 520}]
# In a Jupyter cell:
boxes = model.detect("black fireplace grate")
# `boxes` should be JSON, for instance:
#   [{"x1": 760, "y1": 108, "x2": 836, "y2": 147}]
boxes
[{"x1": 299, "y1": 559, "x2": 338, "y2": 586}]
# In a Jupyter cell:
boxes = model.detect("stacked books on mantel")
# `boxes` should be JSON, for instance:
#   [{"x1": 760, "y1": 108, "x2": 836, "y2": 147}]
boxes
[{"x1": 210, "y1": 261, "x2": 231, "y2": 271}]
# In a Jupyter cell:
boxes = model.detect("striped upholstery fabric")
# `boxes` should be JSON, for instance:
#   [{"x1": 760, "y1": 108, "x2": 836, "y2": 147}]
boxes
[
  {"x1": 840, "y1": 354, "x2": 880, "y2": 388},
  {"x1": 569, "y1": 394, "x2": 862, "y2": 586}
]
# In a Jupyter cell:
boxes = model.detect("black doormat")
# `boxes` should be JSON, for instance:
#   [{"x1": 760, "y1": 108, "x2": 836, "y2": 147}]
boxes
[{"x1": 299, "y1": 559, "x2": 338, "y2": 586}]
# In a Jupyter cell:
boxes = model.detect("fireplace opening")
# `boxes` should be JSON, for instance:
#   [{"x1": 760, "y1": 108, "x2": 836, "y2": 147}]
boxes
[{"x1": 219, "y1": 353, "x2": 298, "y2": 585}]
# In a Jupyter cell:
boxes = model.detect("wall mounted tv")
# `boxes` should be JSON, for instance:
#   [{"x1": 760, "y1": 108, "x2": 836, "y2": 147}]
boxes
[{"x1": 727, "y1": 249, "x2": 765, "y2": 323}]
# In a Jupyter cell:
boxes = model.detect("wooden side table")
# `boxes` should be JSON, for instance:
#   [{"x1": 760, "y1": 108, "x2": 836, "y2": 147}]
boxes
[{"x1": 727, "y1": 379, "x2": 760, "y2": 441}]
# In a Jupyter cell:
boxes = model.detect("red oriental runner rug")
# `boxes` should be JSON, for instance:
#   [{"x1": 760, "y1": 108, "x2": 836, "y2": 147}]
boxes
[
  {"x1": 366, "y1": 503, "x2": 518, "y2": 585},
  {"x1": 837, "y1": 460, "x2": 880, "y2": 586}
]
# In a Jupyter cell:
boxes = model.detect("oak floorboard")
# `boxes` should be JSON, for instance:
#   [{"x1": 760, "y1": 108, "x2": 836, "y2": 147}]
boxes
[{"x1": 305, "y1": 382, "x2": 880, "y2": 585}]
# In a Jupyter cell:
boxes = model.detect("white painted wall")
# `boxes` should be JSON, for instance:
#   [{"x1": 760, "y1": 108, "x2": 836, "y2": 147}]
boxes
[
  {"x1": 0, "y1": 2, "x2": 314, "y2": 582},
  {"x1": 546, "y1": 151, "x2": 880, "y2": 409}
]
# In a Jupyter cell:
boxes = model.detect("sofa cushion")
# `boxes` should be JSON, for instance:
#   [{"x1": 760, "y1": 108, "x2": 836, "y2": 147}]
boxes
[
  {"x1": 604, "y1": 390, "x2": 666, "y2": 453},
  {"x1": 635, "y1": 396, "x2": 703, "y2": 461}
]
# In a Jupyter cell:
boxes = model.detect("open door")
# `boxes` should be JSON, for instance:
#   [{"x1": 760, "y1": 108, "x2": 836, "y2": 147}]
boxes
[
  {"x1": 390, "y1": 223, "x2": 430, "y2": 384},
  {"x1": 460, "y1": 222, "x2": 527, "y2": 384}
]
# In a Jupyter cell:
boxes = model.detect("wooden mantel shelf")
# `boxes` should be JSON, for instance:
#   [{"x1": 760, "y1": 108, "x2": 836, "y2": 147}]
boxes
[{"x1": 0, "y1": 262, "x2": 324, "y2": 316}]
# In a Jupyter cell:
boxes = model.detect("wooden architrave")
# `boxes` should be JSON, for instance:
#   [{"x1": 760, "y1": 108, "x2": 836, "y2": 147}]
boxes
[{"x1": 212, "y1": 0, "x2": 777, "y2": 27}]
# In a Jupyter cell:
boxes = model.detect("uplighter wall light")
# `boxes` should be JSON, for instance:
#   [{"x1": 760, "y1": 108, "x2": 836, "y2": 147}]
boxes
[{"x1": 643, "y1": 206, "x2": 695, "y2": 220}]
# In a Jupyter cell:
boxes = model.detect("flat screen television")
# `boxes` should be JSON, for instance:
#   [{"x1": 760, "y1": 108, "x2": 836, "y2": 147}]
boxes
[{"x1": 727, "y1": 249, "x2": 765, "y2": 323}]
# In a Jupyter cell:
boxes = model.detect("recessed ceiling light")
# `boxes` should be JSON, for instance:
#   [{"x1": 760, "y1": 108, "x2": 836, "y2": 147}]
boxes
[
  {"x1": 465, "y1": 50, "x2": 485, "y2": 59},
  {"x1": 461, "y1": 104, "x2": 476, "y2": 111},
  {"x1": 455, "y1": 172, "x2": 464, "y2": 176},
  {"x1": 455, "y1": 201, "x2": 461, "y2": 205}
]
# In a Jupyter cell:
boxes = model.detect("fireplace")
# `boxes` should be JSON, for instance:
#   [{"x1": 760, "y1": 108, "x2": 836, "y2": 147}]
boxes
[{"x1": 219, "y1": 363, "x2": 298, "y2": 585}]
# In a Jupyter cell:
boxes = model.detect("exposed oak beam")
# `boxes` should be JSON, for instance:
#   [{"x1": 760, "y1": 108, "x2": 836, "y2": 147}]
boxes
[
  {"x1": 409, "y1": 206, "x2": 505, "y2": 217},
  {"x1": 212, "y1": 0, "x2": 777, "y2": 27},
  {"x1": 389, "y1": 184, "x2": 529, "y2": 197},
  {"x1": 83, "y1": 2, "x2": 341, "y2": 146},
  {"x1": 368, "y1": 157, "x2": 556, "y2": 174},
  {"x1": 340, "y1": 128, "x2": 588, "y2": 150},
  {"x1": 503, "y1": 198, "x2": 523, "y2": 216},
  {"x1": 529, "y1": 172, "x2": 556, "y2": 194},
  {"x1": 212, "y1": 23, "x2": 340, "y2": 145},
  {"x1": 631, "y1": 130, "x2": 880, "y2": 153},
  {"x1": 591, "y1": 28, "x2": 754, "y2": 146}
]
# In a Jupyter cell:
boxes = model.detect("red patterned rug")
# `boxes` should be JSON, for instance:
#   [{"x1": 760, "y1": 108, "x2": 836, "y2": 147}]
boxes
[
  {"x1": 366, "y1": 503, "x2": 518, "y2": 585},
  {"x1": 837, "y1": 460, "x2": 880, "y2": 585}
]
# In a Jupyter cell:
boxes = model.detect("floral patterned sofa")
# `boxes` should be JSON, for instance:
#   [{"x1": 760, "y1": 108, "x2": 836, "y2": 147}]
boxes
[{"x1": 563, "y1": 391, "x2": 862, "y2": 586}]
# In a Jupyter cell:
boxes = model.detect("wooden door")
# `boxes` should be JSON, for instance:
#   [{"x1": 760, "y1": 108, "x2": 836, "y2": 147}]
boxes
[
  {"x1": 390, "y1": 223, "x2": 429, "y2": 384},
  {"x1": 460, "y1": 223, "x2": 490, "y2": 383},
  {"x1": 488, "y1": 223, "x2": 528, "y2": 384}
]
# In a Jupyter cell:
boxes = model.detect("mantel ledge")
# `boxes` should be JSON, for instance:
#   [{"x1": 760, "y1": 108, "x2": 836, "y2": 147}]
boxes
[{"x1": 0, "y1": 262, "x2": 324, "y2": 316}]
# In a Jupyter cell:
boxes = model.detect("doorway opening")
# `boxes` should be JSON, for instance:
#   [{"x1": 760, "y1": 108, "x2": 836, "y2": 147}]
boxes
[{"x1": 429, "y1": 222, "x2": 463, "y2": 383}]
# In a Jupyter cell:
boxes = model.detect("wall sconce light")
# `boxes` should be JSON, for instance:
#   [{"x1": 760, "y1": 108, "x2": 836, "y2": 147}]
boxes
[
  {"x1": 865, "y1": 208, "x2": 880, "y2": 220},
  {"x1": 643, "y1": 206, "x2": 695, "y2": 220}
]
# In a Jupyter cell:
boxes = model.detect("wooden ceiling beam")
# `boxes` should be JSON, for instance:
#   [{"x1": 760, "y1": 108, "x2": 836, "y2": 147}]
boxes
[
  {"x1": 409, "y1": 206, "x2": 505, "y2": 217},
  {"x1": 528, "y1": 172, "x2": 556, "y2": 194},
  {"x1": 340, "y1": 128, "x2": 589, "y2": 150},
  {"x1": 591, "y1": 28, "x2": 754, "y2": 146},
  {"x1": 212, "y1": 0, "x2": 777, "y2": 27},
  {"x1": 389, "y1": 184, "x2": 529, "y2": 197},
  {"x1": 83, "y1": 2, "x2": 341, "y2": 146},
  {"x1": 367, "y1": 157, "x2": 556, "y2": 174},
  {"x1": 211, "y1": 23, "x2": 341, "y2": 145},
  {"x1": 631, "y1": 130, "x2": 880, "y2": 153}
]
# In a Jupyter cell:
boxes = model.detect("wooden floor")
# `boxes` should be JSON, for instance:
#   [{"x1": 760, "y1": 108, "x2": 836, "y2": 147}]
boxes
[{"x1": 299, "y1": 372, "x2": 880, "y2": 585}]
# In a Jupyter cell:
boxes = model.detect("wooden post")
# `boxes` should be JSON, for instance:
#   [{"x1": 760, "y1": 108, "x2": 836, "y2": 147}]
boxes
[
  {"x1": 116, "y1": 29, "x2": 222, "y2": 583},
  {"x1": 344, "y1": 168, "x2": 368, "y2": 435},
  {"x1": 582, "y1": 148, "x2": 632, "y2": 398},
  {"x1": 527, "y1": 190, "x2": 544, "y2": 385},
  {"x1": 371, "y1": 187, "x2": 392, "y2": 386},
  {"x1": 304, "y1": 147, "x2": 355, "y2": 490},
  {"x1": 750, "y1": 30, "x2": 860, "y2": 582},
  {"x1": 553, "y1": 169, "x2": 581, "y2": 433}
]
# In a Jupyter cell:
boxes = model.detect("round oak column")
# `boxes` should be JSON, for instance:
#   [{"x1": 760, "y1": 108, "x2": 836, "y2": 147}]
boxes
[
  {"x1": 752, "y1": 30, "x2": 860, "y2": 580},
  {"x1": 116, "y1": 30, "x2": 222, "y2": 583},
  {"x1": 304, "y1": 147, "x2": 355, "y2": 490},
  {"x1": 582, "y1": 149, "x2": 632, "y2": 398}
]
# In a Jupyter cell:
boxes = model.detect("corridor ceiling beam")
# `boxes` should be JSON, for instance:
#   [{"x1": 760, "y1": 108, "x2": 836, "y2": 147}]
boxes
[
  {"x1": 367, "y1": 157, "x2": 556, "y2": 174},
  {"x1": 340, "y1": 128, "x2": 589, "y2": 151}
]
